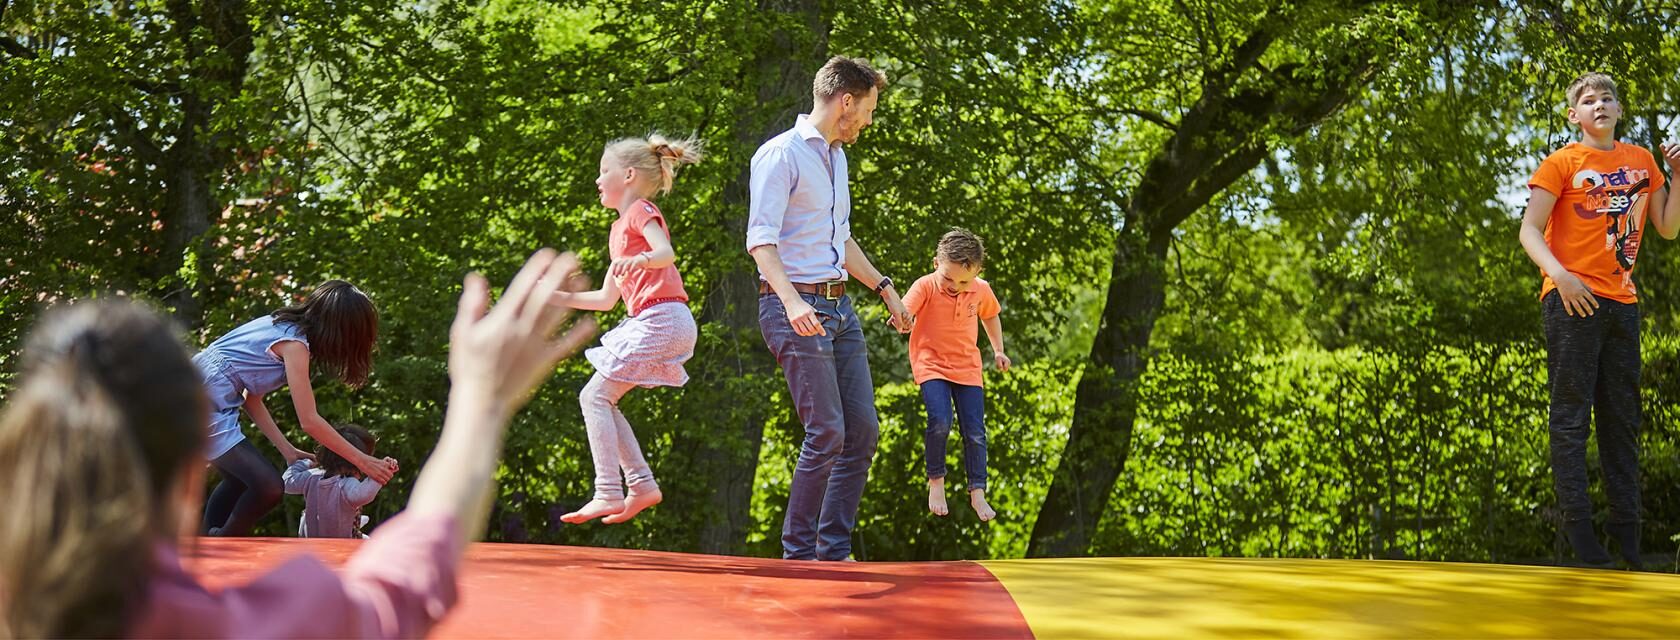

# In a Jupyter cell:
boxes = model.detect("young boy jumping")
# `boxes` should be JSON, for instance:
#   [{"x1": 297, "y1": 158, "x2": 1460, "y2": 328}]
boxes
[
  {"x1": 1518, "y1": 72, "x2": 1680, "y2": 568},
  {"x1": 902, "y1": 228, "x2": 1009, "y2": 522}
]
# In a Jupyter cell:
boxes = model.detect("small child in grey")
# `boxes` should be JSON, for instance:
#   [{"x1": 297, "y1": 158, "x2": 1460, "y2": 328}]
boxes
[{"x1": 283, "y1": 424, "x2": 388, "y2": 538}]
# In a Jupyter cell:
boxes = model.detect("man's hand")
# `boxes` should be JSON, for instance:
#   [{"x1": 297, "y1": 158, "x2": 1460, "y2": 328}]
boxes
[
  {"x1": 882, "y1": 290, "x2": 912, "y2": 334},
  {"x1": 784, "y1": 297, "x2": 827, "y2": 336}
]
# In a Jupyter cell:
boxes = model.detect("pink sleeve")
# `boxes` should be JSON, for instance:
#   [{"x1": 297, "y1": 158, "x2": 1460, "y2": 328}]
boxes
[
  {"x1": 335, "y1": 512, "x2": 461, "y2": 638},
  {"x1": 134, "y1": 513, "x2": 460, "y2": 639},
  {"x1": 631, "y1": 201, "x2": 670, "y2": 241}
]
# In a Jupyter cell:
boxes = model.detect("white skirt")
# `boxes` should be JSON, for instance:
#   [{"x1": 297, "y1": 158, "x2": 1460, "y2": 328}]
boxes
[{"x1": 585, "y1": 301, "x2": 696, "y2": 387}]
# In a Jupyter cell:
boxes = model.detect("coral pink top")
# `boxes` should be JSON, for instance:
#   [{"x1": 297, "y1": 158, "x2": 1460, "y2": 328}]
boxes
[
  {"x1": 130, "y1": 512, "x2": 460, "y2": 639},
  {"x1": 612, "y1": 200, "x2": 689, "y2": 316}
]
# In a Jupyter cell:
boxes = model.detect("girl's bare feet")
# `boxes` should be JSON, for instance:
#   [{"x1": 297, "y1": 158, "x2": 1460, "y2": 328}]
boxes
[
  {"x1": 970, "y1": 488, "x2": 996, "y2": 522},
  {"x1": 561, "y1": 498, "x2": 625, "y2": 524},
  {"x1": 928, "y1": 478, "x2": 949, "y2": 516},
  {"x1": 603, "y1": 487, "x2": 663, "y2": 524}
]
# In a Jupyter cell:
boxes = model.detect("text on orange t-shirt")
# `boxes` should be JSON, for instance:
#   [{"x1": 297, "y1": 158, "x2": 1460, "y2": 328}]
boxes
[{"x1": 1528, "y1": 141, "x2": 1667, "y2": 304}]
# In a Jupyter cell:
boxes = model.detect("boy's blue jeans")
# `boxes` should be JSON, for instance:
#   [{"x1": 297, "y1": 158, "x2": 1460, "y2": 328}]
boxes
[
  {"x1": 759, "y1": 293, "x2": 880, "y2": 561},
  {"x1": 920, "y1": 379, "x2": 988, "y2": 490}
]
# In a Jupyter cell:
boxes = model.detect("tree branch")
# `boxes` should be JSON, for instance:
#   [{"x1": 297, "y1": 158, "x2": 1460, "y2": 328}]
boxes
[
  {"x1": 128, "y1": 77, "x2": 181, "y2": 95},
  {"x1": 0, "y1": 34, "x2": 34, "y2": 59},
  {"x1": 106, "y1": 107, "x2": 165, "y2": 164},
  {"x1": 1118, "y1": 107, "x2": 1178, "y2": 131},
  {"x1": 1134, "y1": 8, "x2": 1385, "y2": 236},
  {"x1": 0, "y1": 0, "x2": 30, "y2": 59}
]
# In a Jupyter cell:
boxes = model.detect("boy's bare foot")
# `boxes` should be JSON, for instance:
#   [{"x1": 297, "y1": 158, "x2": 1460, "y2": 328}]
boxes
[
  {"x1": 928, "y1": 478, "x2": 949, "y2": 516},
  {"x1": 970, "y1": 488, "x2": 996, "y2": 522},
  {"x1": 561, "y1": 498, "x2": 625, "y2": 524},
  {"x1": 603, "y1": 487, "x2": 663, "y2": 524}
]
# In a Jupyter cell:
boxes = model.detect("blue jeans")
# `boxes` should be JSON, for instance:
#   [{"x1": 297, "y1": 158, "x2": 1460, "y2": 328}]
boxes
[
  {"x1": 759, "y1": 293, "x2": 880, "y2": 560},
  {"x1": 920, "y1": 379, "x2": 987, "y2": 490}
]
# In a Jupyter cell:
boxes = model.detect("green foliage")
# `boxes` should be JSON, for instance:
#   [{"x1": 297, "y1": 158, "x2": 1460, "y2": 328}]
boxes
[
  {"x1": 1099, "y1": 336, "x2": 1680, "y2": 564},
  {"x1": 5, "y1": 0, "x2": 1680, "y2": 564}
]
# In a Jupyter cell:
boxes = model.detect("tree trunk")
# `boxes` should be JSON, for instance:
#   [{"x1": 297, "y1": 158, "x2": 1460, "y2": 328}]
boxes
[
  {"x1": 153, "y1": 0, "x2": 254, "y2": 325},
  {"x1": 1027, "y1": 221, "x2": 1167, "y2": 556},
  {"x1": 687, "y1": 0, "x2": 829, "y2": 555},
  {"x1": 159, "y1": 151, "x2": 216, "y2": 321},
  {"x1": 1026, "y1": 4, "x2": 1421, "y2": 556}
]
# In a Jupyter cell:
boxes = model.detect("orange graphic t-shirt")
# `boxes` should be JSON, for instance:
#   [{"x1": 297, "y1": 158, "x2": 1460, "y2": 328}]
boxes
[
  {"x1": 1528, "y1": 141, "x2": 1666, "y2": 303},
  {"x1": 903, "y1": 274, "x2": 1001, "y2": 387}
]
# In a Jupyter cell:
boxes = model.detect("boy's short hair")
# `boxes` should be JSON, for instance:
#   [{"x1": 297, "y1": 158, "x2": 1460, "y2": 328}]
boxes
[
  {"x1": 813, "y1": 56, "x2": 887, "y2": 103},
  {"x1": 316, "y1": 424, "x2": 375, "y2": 478},
  {"x1": 1567, "y1": 72, "x2": 1618, "y2": 106},
  {"x1": 938, "y1": 228, "x2": 985, "y2": 269}
]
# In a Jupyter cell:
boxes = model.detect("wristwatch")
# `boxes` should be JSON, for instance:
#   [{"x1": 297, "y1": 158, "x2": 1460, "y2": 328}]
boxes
[{"x1": 873, "y1": 276, "x2": 893, "y2": 295}]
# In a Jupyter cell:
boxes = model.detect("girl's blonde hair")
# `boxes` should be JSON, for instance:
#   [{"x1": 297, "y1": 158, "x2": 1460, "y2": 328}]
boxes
[
  {"x1": 604, "y1": 133, "x2": 704, "y2": 198},
  {"x1": 0, "y1": 301, "x2": 207, "y2": 638}
]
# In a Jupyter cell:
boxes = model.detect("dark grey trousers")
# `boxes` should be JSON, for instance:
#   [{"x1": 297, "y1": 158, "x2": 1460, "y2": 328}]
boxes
[{"x1": 1542, "y1": 290, "x2": 1642, "y2": 527}]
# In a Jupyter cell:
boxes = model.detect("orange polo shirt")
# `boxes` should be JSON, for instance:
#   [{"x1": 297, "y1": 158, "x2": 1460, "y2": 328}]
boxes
[{"x1": 903, "y1": 274, "x2": 1001, "y2": 387}]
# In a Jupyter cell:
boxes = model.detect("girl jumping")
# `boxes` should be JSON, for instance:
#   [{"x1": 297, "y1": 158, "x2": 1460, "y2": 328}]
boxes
[{"x1": 557, "y1": 134, "x2": 702, "y2": 525}]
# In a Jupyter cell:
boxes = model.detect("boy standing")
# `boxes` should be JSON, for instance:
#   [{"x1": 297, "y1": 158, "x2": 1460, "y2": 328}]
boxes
[{"x1": 1518, "y1": 72, "x2": 1680, "y2": 568}]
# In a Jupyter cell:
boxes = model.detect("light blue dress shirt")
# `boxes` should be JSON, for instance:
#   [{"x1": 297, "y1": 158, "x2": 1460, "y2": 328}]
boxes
[{"x1": 747, "y1": 114, "x2": 852, "y2": 283}]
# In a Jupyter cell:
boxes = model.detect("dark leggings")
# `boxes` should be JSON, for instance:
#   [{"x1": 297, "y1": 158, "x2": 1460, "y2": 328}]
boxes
[{"x1": 203, "y1": 439, "x2": 283, "y2": 536}]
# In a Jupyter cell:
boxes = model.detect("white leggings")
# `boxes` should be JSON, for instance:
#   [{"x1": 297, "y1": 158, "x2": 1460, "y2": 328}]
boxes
[{"x1": 578, "y1": 373, "x2": 657, "y2": 501}]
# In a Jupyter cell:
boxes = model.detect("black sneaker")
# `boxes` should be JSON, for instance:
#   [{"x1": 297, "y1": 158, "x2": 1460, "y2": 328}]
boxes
[
  {"x1": 1563, "y1": 519, "x2": 1613, "y2": 567},
  {"x1": 1606, "y1": 521, "x2": 1643, "y2": 571}
]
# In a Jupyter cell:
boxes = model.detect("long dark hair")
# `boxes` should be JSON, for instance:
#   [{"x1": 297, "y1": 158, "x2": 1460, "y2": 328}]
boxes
[
  {"x1": 0, "y1": 301, "x2": 206, "y2": 638},
  {"x1": 272, "y1": 280, "x2": 378, "y2": 388},
  {"x1": 317, "y1": 424, "x2": 375, "y2": 478}
]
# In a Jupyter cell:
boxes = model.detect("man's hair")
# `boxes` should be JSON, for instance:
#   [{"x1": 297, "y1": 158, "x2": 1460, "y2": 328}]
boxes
[
  {"x1": 813, "y1": 56, "x2": 886, "y2": 103},
  {"x1": 937, "y1": 228, "x2": 985, "y2": 269},
  {"x1": 1567, "y1": 72, "x2": 1618, "y2": 107}
]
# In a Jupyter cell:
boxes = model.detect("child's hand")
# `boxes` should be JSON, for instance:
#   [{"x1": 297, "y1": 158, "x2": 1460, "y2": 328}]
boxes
[
  {"x1": 609, "y1": 253, "x2": 650, "y2": 279},
  {"x1": 357, "y1": 454, "x2": 398, "y2": 484},
  {"x1": 548, "y1": 271, "x2": 592, "y2": 307},
  {"x1": 994, "y1": 351, "x2": 1012, "y2": 373},
  {"x1": 1662, "y1": 142, "x2": 1680, "y2": 172},
  {"x1": 450, "y1": 249, "x2": 600, "y2": 413},
  {"x1": 372, "y1": 456, "x2": 400, "y2": 484},
  {"x1": 281, "y1": 444, "x2": 314, "y2": 465},
  {"x1": 889, "y1": 312, "x2": 915, "y2": 333},
  {"x1": 883, "y1": 293, "x2": 913, "y2": 334},
  {"x1": 1554, "y1": 272, "x2": 1599, "y2": 317}
]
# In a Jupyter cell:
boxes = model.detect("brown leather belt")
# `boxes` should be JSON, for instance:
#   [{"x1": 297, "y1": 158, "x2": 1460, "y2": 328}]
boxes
[{"x1": 759, "y1": 280, "x2": 846, "y2": 300}]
